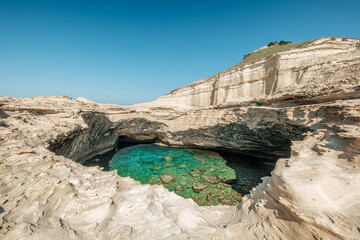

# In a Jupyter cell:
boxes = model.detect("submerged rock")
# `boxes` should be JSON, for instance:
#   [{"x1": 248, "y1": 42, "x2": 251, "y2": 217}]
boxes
[
  {"x1": 162, "y1": 156, "x2": 173, "y2": 161},
  {"x1": 151, "y1": 166, "x2": 162, "y2": 170},
  {"x1": 222, "y1": 178, "x2": 237, "y2": 184},
  {"x1": 189, "y1": 172, "x2": 201, "y2": 178},
  {"x1": 198, "y1": 167, "x2": 207, "y2": 172},
  {"x1": 147, "y1": 176, "x2": 161, "y2": 185},
  {"x1": 207, "y1": 193, "x2": 215, "y2": 200},
  {"x1": 195, "y1": 156, "x2": 207, "y2": 163},
  {"x1": 192, "y1": 183, "x2": 208, "y2": 193},
  {"x1": 216, "y1": 183, "x2": 232, "y2": 190},
  {"x1": 202, "y1": 175, "x2": 220, "y2": 184},
  {"x1": 160, "y1": 174, "x2": 175, "y2": 184}
]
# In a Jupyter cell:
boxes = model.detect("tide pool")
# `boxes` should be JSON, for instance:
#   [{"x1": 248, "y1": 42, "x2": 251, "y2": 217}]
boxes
[{"x1": 109, "y1": 144, "x2": 242, "y2": 206}]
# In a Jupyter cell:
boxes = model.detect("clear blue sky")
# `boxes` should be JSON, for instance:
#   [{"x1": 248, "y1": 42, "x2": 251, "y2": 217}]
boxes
[{"x1": 1, "y1": 0, "x2": 359, "y2": 105}]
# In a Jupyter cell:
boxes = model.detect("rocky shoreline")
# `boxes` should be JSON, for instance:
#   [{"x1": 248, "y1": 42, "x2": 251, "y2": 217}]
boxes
[{"x1": 1, "y1": 37, "x2": 360, "y2": 239}]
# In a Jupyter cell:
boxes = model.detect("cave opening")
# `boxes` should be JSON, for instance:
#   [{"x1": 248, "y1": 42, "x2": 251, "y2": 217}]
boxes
[
  {"x1": 83, "y1": 135, "x2": 156, "y2": 170},
  {"x1": 115, "y1": 136, "x2": 157, "y2": 151},
  {"x1": 83, "y1": 137, "x2": 280, "y2": 206},
  {"x1": 217, "y1": 150, "x2": 277, "y2": 195}
]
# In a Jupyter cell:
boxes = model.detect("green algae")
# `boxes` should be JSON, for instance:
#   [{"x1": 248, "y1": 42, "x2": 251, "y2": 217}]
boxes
[{"x1": 109, "y1": 144, "x2": 241, "y2": 206}]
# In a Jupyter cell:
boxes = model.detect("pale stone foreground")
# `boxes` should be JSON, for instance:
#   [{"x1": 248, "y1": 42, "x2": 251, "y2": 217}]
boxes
[{"x1": 1, "y1": 37, "x2": 360, "y2": 239}]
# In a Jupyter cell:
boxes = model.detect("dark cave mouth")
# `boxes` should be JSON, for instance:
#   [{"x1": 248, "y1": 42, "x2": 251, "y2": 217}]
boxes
[{"x1": 83, "y1": 139, "x2": 278, "y2": 206}]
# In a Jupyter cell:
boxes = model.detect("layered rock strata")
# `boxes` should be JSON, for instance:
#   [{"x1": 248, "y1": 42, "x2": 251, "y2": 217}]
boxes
[
  {"x1": 0, "y1": 37, "x2": 360, "y2": 239},
  {"x1": 152, "y1": 37, "x2": 360, "y2": 107}
]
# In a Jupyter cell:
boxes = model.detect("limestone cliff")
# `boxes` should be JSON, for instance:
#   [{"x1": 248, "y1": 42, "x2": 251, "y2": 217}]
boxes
[
  {"x1": 152, "y1": 37, "x2": 360, "y2": 107},
  {"x1": 0, "y1": 37, "x2": 360, "y2": 239}
]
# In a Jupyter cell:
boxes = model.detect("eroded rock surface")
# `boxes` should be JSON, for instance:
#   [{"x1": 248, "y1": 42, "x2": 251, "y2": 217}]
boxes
[{"x1": 1, "y1": 37, "x2": 360, "y2": 239}]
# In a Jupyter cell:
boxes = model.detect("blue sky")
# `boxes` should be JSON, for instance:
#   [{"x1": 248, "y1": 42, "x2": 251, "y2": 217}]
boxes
[{"x1": 0, "y1": 0, "x2": 359, "y2": 105}]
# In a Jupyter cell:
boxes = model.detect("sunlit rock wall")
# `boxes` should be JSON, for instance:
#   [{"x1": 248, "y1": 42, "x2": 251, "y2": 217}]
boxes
[{"x1": 153, "y1": 37, "x2": 360, "y2": 107}]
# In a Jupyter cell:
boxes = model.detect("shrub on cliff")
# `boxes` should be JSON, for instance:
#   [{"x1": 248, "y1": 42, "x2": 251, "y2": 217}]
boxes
[
  {"x1": 279, "y1": 40, "x2": 293, "y2": 45},
  {"x1": 267, "y1": 41, "x2": 278, "y2": 47}
]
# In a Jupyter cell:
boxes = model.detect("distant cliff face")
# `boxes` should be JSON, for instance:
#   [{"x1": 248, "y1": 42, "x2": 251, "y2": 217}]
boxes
[{"x1": 153, "y1": 37, "x2": 360, "y2": 107}]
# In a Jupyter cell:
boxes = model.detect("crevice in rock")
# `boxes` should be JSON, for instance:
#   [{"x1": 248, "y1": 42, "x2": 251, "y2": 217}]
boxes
[
  {"x1": 83, "y1": 149, "x2": 115, "y2": 171},
  {"x1": 47, "y1": 112, "x2": 117, "y2": 163},
  {"x1": 115, "y1": 135, "x2": 156, "y2": 151},
  {"x1": 47, "y1": 113, "x2": 166, "y2": 164}
]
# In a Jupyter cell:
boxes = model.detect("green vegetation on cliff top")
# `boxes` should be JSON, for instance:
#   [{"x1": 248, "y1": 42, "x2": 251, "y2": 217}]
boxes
[{"x1": 208, "y1": 39, "x2": 315, "y2": 79}]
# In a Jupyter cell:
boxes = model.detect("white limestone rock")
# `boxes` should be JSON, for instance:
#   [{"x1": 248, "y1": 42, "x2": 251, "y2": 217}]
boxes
[{"x1": 0, "y1": 37, "x2": 360, "y2": 239}]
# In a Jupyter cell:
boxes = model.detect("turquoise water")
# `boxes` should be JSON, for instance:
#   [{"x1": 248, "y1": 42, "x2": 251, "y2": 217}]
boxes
[
  {"x1": 109, "y1": 144, "x2": 241, "y2": 206},
  {"x1": 84, "y1": 144, "x2": 277, "y2": 206},
  {"x1": 110, "y1": 144, "x2": 203, "y2": 181}
]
